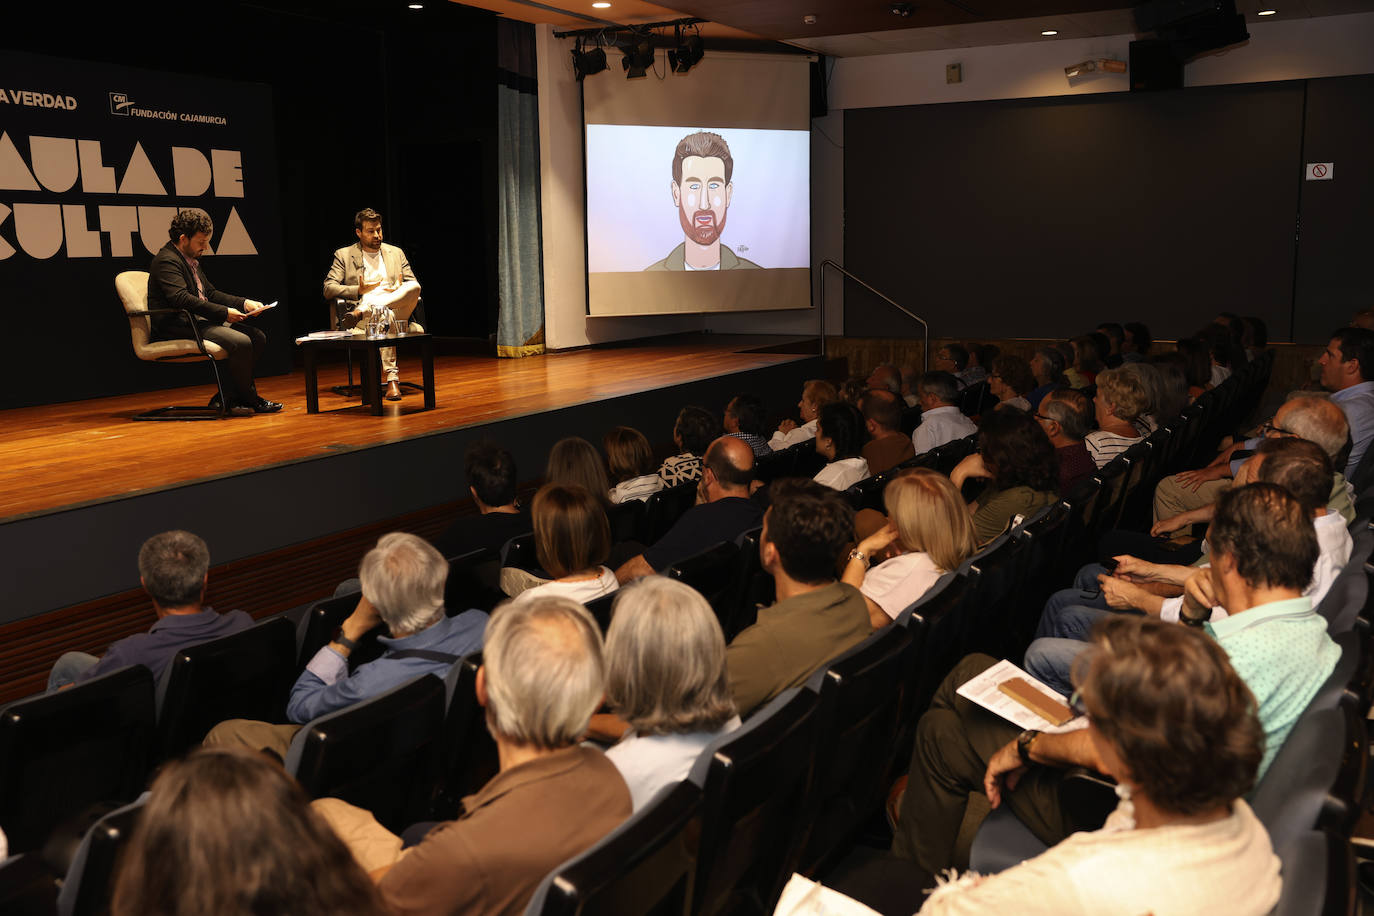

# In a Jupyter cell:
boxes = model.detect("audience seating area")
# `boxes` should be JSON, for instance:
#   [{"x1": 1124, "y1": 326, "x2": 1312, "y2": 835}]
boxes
[{"x1": 5, "y1": 343, "x2": 1373, "y2": 915}]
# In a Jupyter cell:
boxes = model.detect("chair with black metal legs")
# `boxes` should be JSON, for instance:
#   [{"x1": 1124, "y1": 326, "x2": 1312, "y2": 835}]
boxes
[{"x1": 117, "y1": 270, "x2": 231, "y2": 420}]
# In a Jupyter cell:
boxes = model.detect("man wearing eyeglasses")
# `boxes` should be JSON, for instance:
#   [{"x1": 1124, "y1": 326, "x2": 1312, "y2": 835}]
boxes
[{"x1": 890, "y1": 482, "x2": 1339, "y2": 881}]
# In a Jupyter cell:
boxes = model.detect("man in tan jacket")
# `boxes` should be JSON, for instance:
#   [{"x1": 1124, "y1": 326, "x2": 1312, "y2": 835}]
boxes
[{"x1": 323, "y1": 207, "x2": 422, "y2": 401}]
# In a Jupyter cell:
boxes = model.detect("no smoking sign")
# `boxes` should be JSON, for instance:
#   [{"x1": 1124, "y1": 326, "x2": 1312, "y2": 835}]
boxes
[{"x1": 1306, "y1": 162, "x2": 1334, "y2": 181}]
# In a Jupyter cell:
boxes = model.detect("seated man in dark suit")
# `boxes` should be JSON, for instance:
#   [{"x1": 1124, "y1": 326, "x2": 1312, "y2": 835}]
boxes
[
  {"x1": 46, "y1": 530, "x2": 253, "y2": 690},
  {"x1": 614, "y1": 436, "x2": 762, "y2": 584},
  {"x1": 147, "y1": 208, "x2": 280, "y2": 415}
]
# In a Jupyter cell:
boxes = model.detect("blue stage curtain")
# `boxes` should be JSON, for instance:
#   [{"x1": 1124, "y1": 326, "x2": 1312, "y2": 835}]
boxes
[{"x1": 495, "y1": 20, "x2": 545, "y2": 358}]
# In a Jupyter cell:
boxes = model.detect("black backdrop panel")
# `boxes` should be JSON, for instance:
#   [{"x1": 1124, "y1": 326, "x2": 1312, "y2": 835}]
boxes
[
  {"x1": 844, "y1": 82, "x2": 1305, "y2": 342},
  {"x1": 1293, "y1": 75, "x2": 1374, "y2": 344},
  {"x1": 1, "y1": 51, "x2": 288, "y2": 408}
]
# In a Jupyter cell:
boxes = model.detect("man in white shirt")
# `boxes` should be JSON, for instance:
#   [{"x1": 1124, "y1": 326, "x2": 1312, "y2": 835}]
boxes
[
  {"x1": 323, "y1": 208, "x2": 422, "y2": 401},
  {"x1": 911, "y1": 371, "x2": 977, "y2": 456}
]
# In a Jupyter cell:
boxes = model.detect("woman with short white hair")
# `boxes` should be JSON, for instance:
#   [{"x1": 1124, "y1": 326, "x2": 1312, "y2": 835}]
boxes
[{"x1": 603, "y1": 577, "x2": 741, "y2": 810}]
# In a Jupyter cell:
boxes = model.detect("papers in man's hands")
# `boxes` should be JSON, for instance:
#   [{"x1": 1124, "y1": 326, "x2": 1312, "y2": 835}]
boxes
[
  {"x1": 955, "y1": 659, "x2": 1088, "y2": 733},
  {"x1": 248, "y1": 300, "x2": 278, "y2": 316}
]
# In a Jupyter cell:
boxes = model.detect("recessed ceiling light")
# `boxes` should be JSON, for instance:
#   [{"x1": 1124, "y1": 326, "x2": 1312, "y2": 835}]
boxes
[
  {"x1": 1041, "y1": 29, "x2": 1059, "y2": 36},
  {"x1": 408, "y1": 2, "x2": 423, "y2": 8},
  {"x1": 1257, "y1": 9, "x2": 1277, "y2": 15},
  {"x1": 592, "y1": 1, "x2": 611, "y2": 7}
]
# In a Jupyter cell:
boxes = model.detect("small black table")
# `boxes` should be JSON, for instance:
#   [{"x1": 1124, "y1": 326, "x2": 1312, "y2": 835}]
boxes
[{"x1": 301, "y1": 332, "x2": 435, "y2": 415}]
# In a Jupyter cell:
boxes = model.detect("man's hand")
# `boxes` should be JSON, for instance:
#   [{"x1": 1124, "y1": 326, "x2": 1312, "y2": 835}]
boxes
[
  {"x1": 341, "y1": 594, "x2": 383, "y2": 642},
  {"x1": 983, "y1": 739, "x2": 1027, "y2": 809},
  {"x1": 1112, "y1": 555, "x2": 1163, "y2": 583},
  {"x1": 777, "y1": 418, "x2": 797, "y2": 435},
  {"x1": 1097, "y1": 574, "x2": 1146, "y2": 611},
  {"x1": 1182, "y1": 567, "x2": 1217, "y2": 618},
  {"x1": 243, "y1": 299, "x2": 266, "y2": 314},
  {"x1": 225, "y1": 307, "x2": 247, "y2": 323},
  {"x1": 1172, "y1": 463, "x2": 1230, "y2": 492}
]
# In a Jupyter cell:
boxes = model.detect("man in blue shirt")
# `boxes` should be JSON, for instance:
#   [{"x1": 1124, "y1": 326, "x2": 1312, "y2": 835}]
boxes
[
  {"x1": 1320, "y1": 326, "x2": 1374, "y2": 480},
  {"x1": 47, "y1": 530, "x2": 252, "y2": 691},
  {"x1": 206, "y1": 532, "x2": 487, "y2": 757}
]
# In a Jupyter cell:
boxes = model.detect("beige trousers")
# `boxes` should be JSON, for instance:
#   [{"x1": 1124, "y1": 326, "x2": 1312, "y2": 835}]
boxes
[
  {"x1": 313, "y1": 797, "x2": 409, "y2": 876},
  {"x1": 1152, "y1": 475, "x2": 1232, "y2": 525},
  {"x1": 372, "y1": 285, "x2": 422, "y2": 382},
  {"x1": 203, "y1": 718, "x2": 302, "y2": 759}
]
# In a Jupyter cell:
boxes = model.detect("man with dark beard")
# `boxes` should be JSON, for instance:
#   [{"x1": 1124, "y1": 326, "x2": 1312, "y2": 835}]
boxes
[{"x1": 645, "y1": 131, "x2": 762, "y2": 271}]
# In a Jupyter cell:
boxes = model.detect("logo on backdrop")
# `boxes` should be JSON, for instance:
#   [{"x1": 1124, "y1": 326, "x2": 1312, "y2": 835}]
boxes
[
  {"x1": 0, "y1": 132, "x2": 257, "y2": 260},
  {"x1": 104, "y1": 90, "x2": 228, "y2": 126},
  {"x1": 109, "y1": 92, "x2": 131, "y2": 115}
]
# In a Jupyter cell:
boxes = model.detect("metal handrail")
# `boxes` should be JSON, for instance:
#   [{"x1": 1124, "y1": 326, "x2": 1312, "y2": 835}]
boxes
[{"x1": 817, "y1": 259, "x2": 929, "y2": 369}]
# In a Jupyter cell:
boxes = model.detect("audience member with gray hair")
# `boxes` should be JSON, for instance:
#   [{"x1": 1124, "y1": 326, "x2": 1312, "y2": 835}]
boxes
[
  {"x1": 1037, "y1": 389, "x2": 1097, "y2": 494},
  {"x1": 47, "y1": 530, "x2": 252, "y2": 690},
  {"x1": 912, "y1": 371, "x2": 977, "y2": 456},
  {"x1": 204, "y1": 532, "x2": 488, "y2": 758},
  {"x1": 1027, "y1": 347, "x2": 1067, "y2": 412},
  {"x1": 603, "y1": 577, "x2": 740, "y2": 810},
  {"x1": 316, "y1": 594, "x2": 631, "y2": 915}
]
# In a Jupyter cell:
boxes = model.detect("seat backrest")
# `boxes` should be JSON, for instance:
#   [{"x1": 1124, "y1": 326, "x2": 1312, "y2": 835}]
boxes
[
  {"x1": 0, "y1": 852, "x2": 59, "y2": 915},
  {"x1": 296, "y1": 592, "x2": 387, "y2": 671},
  {"x1": 724, "y1": 528, "x2": 770, "y2": 641},
  {"x1": 642, "y1": 482, "x2": 701, "y2": 545},
  {"x1": 0, "y1": 666, "x2": 155, "y2": 855},
  {"x1": 285, "y1": 674, "x2": 446, "y2": 833},
  {"x1": 55, "y1": 798, "x2": 145, "y2": 916},
  {"x1": 585, "y1": 592, "x2": 617, "y2": 633},
  {"x1": 444, "y1": 546, "x2": 505, "y2": 614},
  {"x1": 606, "y1": 500, "x2": 644, "y2": 544},
  {"x1": 503, "y1": 532, "x2": 539, "y2": 571},
  {"x1": 1272, "y1": 830, "x2": 1344, "y2": 916},
  {"x1": 435, "y1": 653, "x2": 499, "y2": 821},
  {"x1": 155, "y1": 617, "x2": 296, "y2": 761},
  {"x1": 798, "y1": 624, "x2": 916, "y2": 875},
  {"x1": 752, "y1": 449, "x2": 795, "y2": 485},
  {"x1": 844, "y1": 474, "x2": 887, "y2": 513},
  {"x1": 524, "y1": 781, "x2": 702, "y2": 916},
  {"x1": 688, "y1": 687, "x2": 823, "y2": 916},
  {"x1": 666, "y1": 541, "x2": 740, "y2": 623},
  {"x1": 932, "y1": 434, "x2": 977, "y2": 476},
  {"x1": 1319, "y1": 532, "x2": 1372, "y2": 634},
  {"x1": 1251, "y1": 704, "x2": 1345, "y2": 853},
  {"x1": 115, "y1": 271, "x2": 152, "y2": 353}
]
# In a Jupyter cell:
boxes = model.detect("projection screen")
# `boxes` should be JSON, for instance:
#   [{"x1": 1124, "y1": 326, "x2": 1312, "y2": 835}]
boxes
[{"x1": 582, "y1": 53, "x2": 812, "y2": 317}]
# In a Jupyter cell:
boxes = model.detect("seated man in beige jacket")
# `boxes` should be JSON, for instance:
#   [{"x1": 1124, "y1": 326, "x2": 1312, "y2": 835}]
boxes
[{"x1": 323, "y1": 207, "x2": 422, "y2": 401}]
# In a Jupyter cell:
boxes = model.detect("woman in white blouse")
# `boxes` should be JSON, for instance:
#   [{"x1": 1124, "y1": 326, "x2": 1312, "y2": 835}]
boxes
[
  {"x1": 603, "y1": 576, "x2": 740, "y2": 811},
  {"x1": 919, "y1": 616, "x2": 1280, "y2": 916},
  {"x1": 841, "y1": 469, "x2": 977, "y2": 629},
  {"x1": 770, "y1": 379, "x2": 838, "y2": 450},
  {"x1": 812, "y1": 401, "x2": 870, "y2": 492},
  {"x1": 508, "y1": 484, "x2": 618, "y2": 604}
]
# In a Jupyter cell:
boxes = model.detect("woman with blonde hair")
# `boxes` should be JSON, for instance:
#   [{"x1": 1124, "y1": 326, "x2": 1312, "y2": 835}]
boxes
[
  {"x1": 111, "y1": 746, "x2": 387, "y2": 916},
  {"x1": 603, "y1": 576, "x2": 741, "y2": 810},
  {"x1": 842, "y1": 468, "x2": 978, "y2": 629},
  {"x1": 1085, "y1": 367, "x2": 1149, "y2": 468}
]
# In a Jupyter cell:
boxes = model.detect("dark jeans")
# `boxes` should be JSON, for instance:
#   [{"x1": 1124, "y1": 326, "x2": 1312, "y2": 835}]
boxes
[{"x1": 891, "y1": 654, "x2": 1069, "y2": 876}]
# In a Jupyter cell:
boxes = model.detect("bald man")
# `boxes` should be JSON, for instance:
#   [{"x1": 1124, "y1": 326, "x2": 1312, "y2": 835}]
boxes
[{"x1": 616, "y1": 436, "x2": 762, "y2": 583}]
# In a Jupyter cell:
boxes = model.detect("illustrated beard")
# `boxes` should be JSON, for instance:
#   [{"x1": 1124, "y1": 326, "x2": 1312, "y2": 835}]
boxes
[{"x1": 679, "y1": 205, "x2": 727, "y2": 247}]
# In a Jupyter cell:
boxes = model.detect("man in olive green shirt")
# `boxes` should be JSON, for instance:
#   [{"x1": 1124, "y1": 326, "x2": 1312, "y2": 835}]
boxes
[{"x1": 727, "y1": 480, "x2": 872, "y2": 717}]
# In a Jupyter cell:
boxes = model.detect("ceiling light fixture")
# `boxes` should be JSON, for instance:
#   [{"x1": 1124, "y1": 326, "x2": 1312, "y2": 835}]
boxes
[
  {"x1": 1257, "y1": 8, "x2": 1277, "y2": 14},
  {"x1": 592, "y1": 2, "x2": 612, "y2": 8},
  {"x1": 408, "y1": 2, "x2": 423, "y2": 8},
  {"x1": 668, "y1": 25, "x2": 704, "y2": 74},
  {"x1": 1041, "y1": 29, "x2": 1059, "y2": 36},
  {"x1": 620, "y1": 34, "x2": 655, "y2": 79},
  {"x1": 571, "y1": 38, "x2": 608, "y2": 80}
]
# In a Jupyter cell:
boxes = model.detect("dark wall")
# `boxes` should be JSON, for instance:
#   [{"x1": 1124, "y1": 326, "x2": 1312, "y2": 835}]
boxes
[
  {"x1": 843, "y1": 76, "x2": 1374, "y2": 344},
  {"x1": 3, "y1": 0, "x2": 499, "y2": 398}
]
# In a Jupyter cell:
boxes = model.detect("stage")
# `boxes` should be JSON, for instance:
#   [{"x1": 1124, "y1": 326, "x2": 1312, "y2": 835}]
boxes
[{"x1": 0, "y1": 334, "x2": 824, "y2": 699}]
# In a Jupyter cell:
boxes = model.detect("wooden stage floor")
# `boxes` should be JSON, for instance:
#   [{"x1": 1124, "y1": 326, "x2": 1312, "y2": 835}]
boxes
[{"x1": 2, "y1": 336, "x2": 812, "y2": 522}]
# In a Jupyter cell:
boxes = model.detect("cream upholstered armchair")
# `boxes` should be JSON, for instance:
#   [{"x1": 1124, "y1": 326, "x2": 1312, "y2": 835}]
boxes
[{"x1": 117, "y1": 270, "x2": 231, "y2": 420}]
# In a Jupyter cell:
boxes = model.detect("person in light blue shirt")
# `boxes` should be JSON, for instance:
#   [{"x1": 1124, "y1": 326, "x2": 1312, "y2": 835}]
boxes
[
  {"x1": 1320, "y1": 326, "x2": 1374, "y2": 479},
  {"x1": 205, "y1": 532, "x2": 487, "y2": 758}
]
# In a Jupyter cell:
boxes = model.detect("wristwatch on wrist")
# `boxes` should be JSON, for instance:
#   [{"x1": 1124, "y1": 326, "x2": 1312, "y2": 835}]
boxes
[
  {"x1": 849, "y1": 548, "x2": 870, "y2": 569},
  {"x1": 1180, "y1": 606, "x2": 1210, "y2": 628},
  {"x1": 1016, "y1": 729, "x2": 1041, "y2": 766},
  {"x1": 332, "y1": 627, "x2": 358, "y2": 651}
]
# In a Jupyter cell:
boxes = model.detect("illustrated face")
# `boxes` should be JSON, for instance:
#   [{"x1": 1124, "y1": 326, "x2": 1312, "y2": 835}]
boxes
[
  {"x1": 673, "y1": 155, "x2": 731, "y2": 247},
  {"x1": 177, "y1": 231, "x2": 211, "y2": 259},
  {"x1": 356, "y1": 220, "x2": 384, "y2": 252}
]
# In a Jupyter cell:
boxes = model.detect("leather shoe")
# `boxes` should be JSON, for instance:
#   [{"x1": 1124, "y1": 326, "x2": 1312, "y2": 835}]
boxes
[
  {"x1": 385, "y1": 380, "x2": 403, "y2": 401},
  {"x1": 208, "y1": 393, "x2": 252, "y2": 417},
  {"x1": 249, "y1": 398, "x2": 284, "y2": 413}
]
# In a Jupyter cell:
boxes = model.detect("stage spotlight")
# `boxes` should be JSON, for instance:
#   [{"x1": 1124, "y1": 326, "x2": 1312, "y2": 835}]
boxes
[
  {"x1": 621, "y1": 35, "x2": 655, "y2": 79},
  {"x1": 571, "y1": 41, "x2": 607, "y2": 81},
  {"x1": 668, "y1": 27, "x2": 703, "y2": 73}
]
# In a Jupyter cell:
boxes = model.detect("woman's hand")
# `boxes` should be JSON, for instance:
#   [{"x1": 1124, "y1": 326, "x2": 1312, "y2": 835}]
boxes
[
  {"x1": 777, "y1": 418, "x2": 797, "y2": 435},
  {"x1": 858, "y1": 523, "x2": 901, "y2": 558},
  {"x1": 950, "y1": 453, "x2": 990, "y2": 491}
]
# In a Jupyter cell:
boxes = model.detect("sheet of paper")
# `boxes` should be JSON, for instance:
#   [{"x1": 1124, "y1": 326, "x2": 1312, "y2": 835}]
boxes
[
  {"x1": 295, "y1": 330, "x2": 350, "y2": 344},
  {"x1": 773, "y1": 874, "x2": 882, "y2": 916},
  {"x1": 955, "y1": 659, "x2": 1088, "y2": 733}
]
